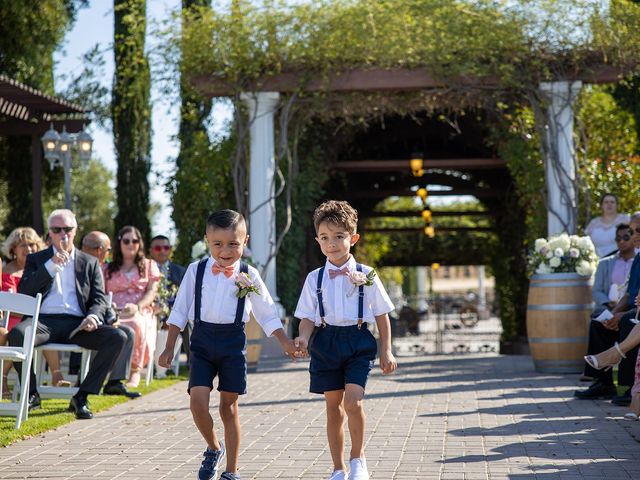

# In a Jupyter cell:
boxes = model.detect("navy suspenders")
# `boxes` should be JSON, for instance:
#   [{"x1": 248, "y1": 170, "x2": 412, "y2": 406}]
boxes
[
  {"x1": 316, "y1": 263, "x2": 365, "y2": 329},
  {"x1": 194, "y1": 259, "x2": 248, "y2": 327}
]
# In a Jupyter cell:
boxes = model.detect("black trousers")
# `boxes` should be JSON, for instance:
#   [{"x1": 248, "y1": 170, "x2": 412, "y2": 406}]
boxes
[
  {"x1": 584, "y1": 310, "x2": 639, "y2": 386},
  {"x1": 8, "y1": 314, "x2": 127, "y2": 395}
]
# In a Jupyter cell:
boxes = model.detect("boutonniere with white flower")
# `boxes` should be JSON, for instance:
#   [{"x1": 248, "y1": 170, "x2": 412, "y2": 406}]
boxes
[
  {"x1": 235, "y1": 272, "x2": 260, "y2": 298},
  {"x1": 346, "y1": 269, "x2": 376, "y2": 297}
]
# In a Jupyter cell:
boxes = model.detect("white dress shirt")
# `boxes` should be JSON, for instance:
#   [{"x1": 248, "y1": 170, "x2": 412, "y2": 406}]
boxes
[
  {"x1": 167, "y1": 257, "x2": 283, "y2": 336},
  {"x1": 41, "y1": 247, "x2": 84, "y2": 317},
  {"x1": 294, "y1": 256, "x2": 395, "y2": 326}
]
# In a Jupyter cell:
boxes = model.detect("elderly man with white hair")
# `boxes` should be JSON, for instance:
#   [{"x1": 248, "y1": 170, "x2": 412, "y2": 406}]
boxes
[{"x1": 8, "y1": 209, "x2": 127, "y2": 419}]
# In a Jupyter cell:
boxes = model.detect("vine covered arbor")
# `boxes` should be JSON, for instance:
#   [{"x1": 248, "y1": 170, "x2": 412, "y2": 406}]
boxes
[{"x1": 169, "y1": 0, "x2": 640, "y2": 344}]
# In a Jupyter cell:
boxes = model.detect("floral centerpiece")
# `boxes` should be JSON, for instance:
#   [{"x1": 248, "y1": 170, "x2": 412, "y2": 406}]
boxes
[{"x1": 528, "y1": 233, "x2": 598, "y2": 277}]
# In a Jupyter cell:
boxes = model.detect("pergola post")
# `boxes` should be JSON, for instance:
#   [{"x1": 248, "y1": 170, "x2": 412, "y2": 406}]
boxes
[
  {"x1": 539, "y1": 81, "x2": 582, "y2": 236},
  {"x1": 241, "y1": 91, "x2": 281, "y2": 302}
]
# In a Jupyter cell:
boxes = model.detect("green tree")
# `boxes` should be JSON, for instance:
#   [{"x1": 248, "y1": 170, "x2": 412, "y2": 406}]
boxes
[
  {"x1": 0, "y1": 0, "x2": 84, "y2": 232},
  {"x1": 112, "y1": 0, "x2": 152, "y2": 241}
]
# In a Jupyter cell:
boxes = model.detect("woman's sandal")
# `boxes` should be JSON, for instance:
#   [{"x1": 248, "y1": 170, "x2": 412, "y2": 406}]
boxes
[
  {"x1": 584, "y1": 342, "x2": 626, "y2": 371},
  {"x1": 624, "y1": 412, "x2": 639, "y2": 421}
]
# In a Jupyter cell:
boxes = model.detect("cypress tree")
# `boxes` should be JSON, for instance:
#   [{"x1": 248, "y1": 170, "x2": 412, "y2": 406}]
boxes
[{"x1": 112, "y1": 0, "x2": 152, "y2": 242}]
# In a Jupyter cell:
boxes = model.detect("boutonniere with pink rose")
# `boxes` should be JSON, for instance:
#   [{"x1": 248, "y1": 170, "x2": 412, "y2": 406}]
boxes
[
  {"x1": 346, "y1": 269, "x2": 376, "y2": 297},
  {"x1": 235, "y1": 272, "x2": 260, "y2": 298}
]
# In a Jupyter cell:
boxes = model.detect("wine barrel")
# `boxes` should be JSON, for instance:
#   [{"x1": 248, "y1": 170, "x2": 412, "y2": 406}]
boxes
[
  {"x1": 526, "y1": 273, "x2": 593, "y2": 373},
  {"x1": 246, "y1": 313, "x2": 263, "y2": 372}
]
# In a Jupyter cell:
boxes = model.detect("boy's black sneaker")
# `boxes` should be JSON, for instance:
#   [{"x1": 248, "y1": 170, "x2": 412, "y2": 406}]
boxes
[{"x1": 198, "y1": 443, "x2": 225, "y2": 480}]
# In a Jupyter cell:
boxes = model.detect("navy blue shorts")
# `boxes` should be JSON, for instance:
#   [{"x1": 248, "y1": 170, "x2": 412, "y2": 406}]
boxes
[
  {"x1": 308, "y1": 324, "x2": 377, "y2": 394},
  {"x1": 188, "y1": 322, "x2": 247, "y2": 395}
]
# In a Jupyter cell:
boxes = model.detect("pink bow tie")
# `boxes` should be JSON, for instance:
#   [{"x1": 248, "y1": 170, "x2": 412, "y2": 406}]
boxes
[
  {"x1": 328, "y1": 267, "x2": 349, "y2": 279},
  {"x1": 211, "y1": 263, "x2": 234, "y2": 278}
]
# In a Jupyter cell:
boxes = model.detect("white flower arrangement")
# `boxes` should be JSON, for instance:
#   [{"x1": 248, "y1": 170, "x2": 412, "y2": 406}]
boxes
[
  {"x1": 191, "y1": 240, "x2": 208, "y2": 261},
  {"x1": 529, "y1": 233, "x2": 597, "y2": 277}
]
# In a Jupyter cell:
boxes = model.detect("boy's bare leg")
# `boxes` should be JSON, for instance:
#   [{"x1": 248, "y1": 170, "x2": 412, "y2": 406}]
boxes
[
  {"x1": 325, "y1": 390, "x2": 347, "y2": 471},
  {"x1": 190, "y1": 386, "x2": 222, "y2": 451},
  {"x1": 219, "y1": 391, "x2": 240, "y2": 473},
  {"x1": 344, "y1": 383, "x2": 366, "y2": 459}
]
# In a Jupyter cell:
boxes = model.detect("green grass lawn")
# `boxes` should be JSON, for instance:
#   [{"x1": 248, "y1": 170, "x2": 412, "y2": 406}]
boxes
[{"x1": 0, "y1": 372, "x2": 187, "y2": 447}]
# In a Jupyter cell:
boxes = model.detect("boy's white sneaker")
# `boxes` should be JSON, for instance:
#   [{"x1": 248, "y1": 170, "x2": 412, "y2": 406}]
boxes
[
  {"x1": 349, "y1": 458, "x2": 369, "y2": 480},
  {"x1": 327, "y1": 470, "x2": 347, "y2": 480}
]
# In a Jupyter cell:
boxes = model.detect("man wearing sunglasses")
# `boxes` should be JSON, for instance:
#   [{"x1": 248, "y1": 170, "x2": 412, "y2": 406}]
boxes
[
  {"x1": 8, "y1": 210, "x2": 128, "y2": 419},
  {"x1": 576, "y1": 219, "x2": 640, "y2": 404},
  {"x1": 149, "y1": 235, "x2": 188, "y2": 372}
]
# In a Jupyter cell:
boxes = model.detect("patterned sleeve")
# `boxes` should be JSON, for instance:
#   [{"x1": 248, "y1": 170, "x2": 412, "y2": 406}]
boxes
[{"x1": 147, "y1": 258, "x2": 162, "y2": 282}]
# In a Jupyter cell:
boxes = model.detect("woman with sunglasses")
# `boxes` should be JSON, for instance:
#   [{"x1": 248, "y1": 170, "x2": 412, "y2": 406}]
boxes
[
  {"x1": 585, "y1": 193, "x2": 629, "y2": 258},
  {"x1": 104, "y1": 226, "x2": 161, "y2": 387}
]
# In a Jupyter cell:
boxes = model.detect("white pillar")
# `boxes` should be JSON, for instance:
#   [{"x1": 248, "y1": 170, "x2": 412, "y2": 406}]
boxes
[
  {"x1": 478, "y1": 265, "x2": 486, "y2": 311},
  {"x1": 241, "y1": 92, "x2": 280, "y2": 300},
  {"x1": 416, "y1": 267, "x2": 428, "y2": 312},
  {"x1": 539, "y1": 81, "x2": 582, "y2": 236}
]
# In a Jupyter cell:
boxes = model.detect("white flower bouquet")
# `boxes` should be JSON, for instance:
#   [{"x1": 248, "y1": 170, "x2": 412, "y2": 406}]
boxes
[
  {"x1": 191, "y1": 240, "x2": 208, "y2": 261},
  {"x1": 528, "y1": 233, "x2": 598, "y2": 277}
]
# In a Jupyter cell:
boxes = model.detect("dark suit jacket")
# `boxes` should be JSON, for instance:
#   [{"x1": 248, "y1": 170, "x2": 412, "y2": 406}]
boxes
[
  {"x1": 18, "y1": 247, "x2": 108, "y2": 323},
  {"x1": 164, "y1": 261, "x2": 186, "y2": 287}
]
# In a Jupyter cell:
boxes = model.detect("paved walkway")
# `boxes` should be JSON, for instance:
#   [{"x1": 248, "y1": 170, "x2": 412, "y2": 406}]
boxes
[{"x1": 0, "y1": 354, "x2": 639, "y2": 479}]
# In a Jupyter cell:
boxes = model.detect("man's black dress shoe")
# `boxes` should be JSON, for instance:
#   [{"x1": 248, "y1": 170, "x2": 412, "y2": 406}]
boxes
[
  {"x1": 574, "y1": 381, "x2": 617, "y2": 399},
  {"x1": 103, "y1": 382, "x2": 142, "y2": 399},
  {"x1": 68, "y1": 396, "x2": 93, "y2": 419},
  {"x1": 612, "y1": 388, "x2": 632, "y2": 406},
  {"x1": 28, "y1": 393, "x2": 41, "y2": 411}
]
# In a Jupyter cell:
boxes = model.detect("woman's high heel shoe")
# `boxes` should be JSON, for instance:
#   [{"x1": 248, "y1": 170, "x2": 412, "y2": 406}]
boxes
[{"x1": 584, "y1": 342, "x2": 626, "y2": 371}]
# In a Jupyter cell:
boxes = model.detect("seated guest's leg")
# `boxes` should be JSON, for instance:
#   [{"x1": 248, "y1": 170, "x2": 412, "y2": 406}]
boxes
[
  {"x1": 619, "y1": 313, "x2": 640, "y2": 387},
  {"x1": 102, "y1": 324, "x2": 141, "y2": 398},
  {"x1": 43, "y1": 350, "x2": 69, "y2": 387},
  {"x1": 71, "y1": 326, "x2": 127, "y2": 395},
  {"x1": 587, "y1": 322, "x2": 640, "y2": 370},
  {"x1": 584, "y1": 320, "x2": 617, "y2": 384},
  {"x1": 7, "y1": 317, "x2": 52, "y2": 398},
  {"x1": 576, "y1": 320, "x2": 619, "y2": 399}
]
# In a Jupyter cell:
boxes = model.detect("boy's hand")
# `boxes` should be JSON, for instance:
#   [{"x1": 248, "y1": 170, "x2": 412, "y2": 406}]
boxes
[
  {"x1": 379, "y1": 349, "x2": 397, "y2": 374},
  {"x1": 279, "y1": 337, "x2": 299, "y2": 361},
  {"x1": 293, "y1": 336, "x2": 309, "y2": 358},
  {"x1": 158, "y1": 347, "x2": 174, "y2": 368}
]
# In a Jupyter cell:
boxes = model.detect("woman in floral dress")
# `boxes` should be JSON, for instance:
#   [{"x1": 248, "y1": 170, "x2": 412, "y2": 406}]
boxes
[{"x1": 104, "y1": 226, "x2": 160, "y2": 387}]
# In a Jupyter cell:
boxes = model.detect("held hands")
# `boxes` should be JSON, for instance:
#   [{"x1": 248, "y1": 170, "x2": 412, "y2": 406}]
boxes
[
  {"x1": 379, "y1": 348, "x2": 397, "y2": 375},
  {"x1": 293, "y1": 337, "x2": 309, "y2": 358},
  {"x1": 280, "y1": 337, "x2": 302, "y2": 361},
  {"x1": 120, "y1": 303, "x2": 139, "y2": 319}
]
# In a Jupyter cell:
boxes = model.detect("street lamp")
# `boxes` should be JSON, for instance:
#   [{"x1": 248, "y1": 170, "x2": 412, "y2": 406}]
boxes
[{"x1": 40, "y1": 124, "x2": 93, "y2": 209}]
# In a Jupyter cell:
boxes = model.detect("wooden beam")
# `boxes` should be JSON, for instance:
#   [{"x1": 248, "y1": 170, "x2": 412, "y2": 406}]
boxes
[
  {"x1": 366, "y1": 227, "x2": 495, "y2": 233},
  {"x1": 343, "y1": 188, "x2": 500, "y2": 199},
  {"x1": 332, "y1": 158, "x2": 506, "y2": 171},
  {"x1": 361, "y1": 210, "x2": 495, "y2": 218},
  {"x1": 192, "y1": 65, "x2": 631, "y2": 97}
]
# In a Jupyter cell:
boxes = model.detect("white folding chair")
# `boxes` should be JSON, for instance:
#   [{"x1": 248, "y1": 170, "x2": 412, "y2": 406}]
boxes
[{"x1": 0, "y1": 292, "x2": 42, "y2": 428}]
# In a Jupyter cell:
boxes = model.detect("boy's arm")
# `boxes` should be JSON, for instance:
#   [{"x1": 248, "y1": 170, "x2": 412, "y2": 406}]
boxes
[
  {"x1": 375, "y1": 313, "x2": 397, "y2": 374},
  {"x1": 158, "y1": 324, "x2": 181, "y2": 368},
  {"x1": 293, "y1": 318, "x2": 315, "y2": 355}
]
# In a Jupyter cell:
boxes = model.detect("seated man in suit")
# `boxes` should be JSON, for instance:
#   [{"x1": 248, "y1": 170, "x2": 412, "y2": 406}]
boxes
[
  {"x1": 8, "y1": 209, "x2": 127, "y2": 419},
  {"x1": 82, "y1": 231, "x2": 140, "y2": 398},
  {"x1": 149, "y1": 235, "x2": 187, "y2": 372},
  {"x1": 576, "y1": 221, "x2": 639, "y2": 405}
]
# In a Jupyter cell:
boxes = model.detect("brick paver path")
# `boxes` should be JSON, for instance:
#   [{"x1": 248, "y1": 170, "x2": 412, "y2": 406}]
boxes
[{"x1": 0, "y1": 354, "x2": 638, "y2": 479}]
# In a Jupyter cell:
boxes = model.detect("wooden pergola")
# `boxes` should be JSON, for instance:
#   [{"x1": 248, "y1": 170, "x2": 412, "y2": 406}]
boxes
[{"x1": 0, "y1": 75, "x2": 90, "y2": 232}]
